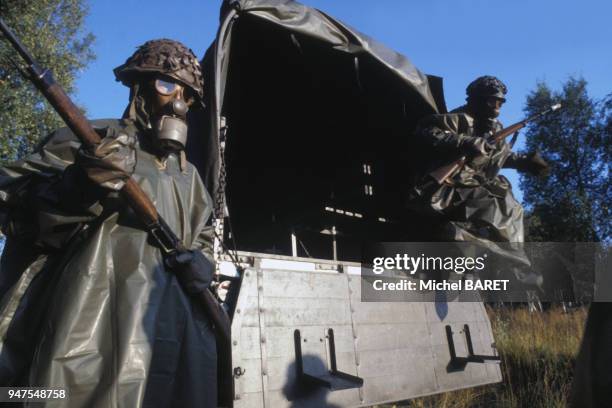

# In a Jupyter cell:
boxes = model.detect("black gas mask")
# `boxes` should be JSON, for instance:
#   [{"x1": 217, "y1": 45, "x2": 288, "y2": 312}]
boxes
[
  {"x1": 466, "y1": 76, "x2": 508, "y2": 122},
  {"x1": 470, "y1": 95, "x2": 505, "y2": 120}
]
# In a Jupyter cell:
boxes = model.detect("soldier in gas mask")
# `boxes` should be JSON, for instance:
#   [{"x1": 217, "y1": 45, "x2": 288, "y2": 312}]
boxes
[
  {"x1": 0, "y1": 39, "x2": 218, "y2": 407},
  {"x1": 407, "y1": 76, "x2": 549, "y2": 265}
]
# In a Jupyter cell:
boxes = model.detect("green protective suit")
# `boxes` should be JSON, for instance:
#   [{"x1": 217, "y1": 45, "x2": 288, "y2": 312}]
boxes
[
  {"x1": 0, "y1": 119, "x2": 217, "y2": 407},
  {"x1": 409, "y1": 107, "x2": 529, "y2": 264}
]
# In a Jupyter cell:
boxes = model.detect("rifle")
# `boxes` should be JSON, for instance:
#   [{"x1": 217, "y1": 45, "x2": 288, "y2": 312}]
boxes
[
  {"x1": 0, "y1": 19, "x2": 231, "y2": 343},
  {"x1": 428, "y1": 104, "x2": 562, "y2": 185}
]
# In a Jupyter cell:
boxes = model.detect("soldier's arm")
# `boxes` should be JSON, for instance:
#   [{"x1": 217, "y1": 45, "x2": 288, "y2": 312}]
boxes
[
  {"x1": 504, "y1": 150, "x2": 550, "y2": 176},
  {"x1": 163, "y1": 169, "x2": 217, "y2": 298},
  {"x1": 186, "y1": 166, "x2": 215, "y2": 260},
  {"x1": 416, "y1": 115, "x2": 491, "y2": 157},
  {"x1": 416, "y1": 115, "x2": 463, "y2": 151},
  {"x1": 0, "y1": 137, "x2": 83, "y2": 249},
  {"x1": 0, "y1": 125, "x2": 134, "y2": 251}
]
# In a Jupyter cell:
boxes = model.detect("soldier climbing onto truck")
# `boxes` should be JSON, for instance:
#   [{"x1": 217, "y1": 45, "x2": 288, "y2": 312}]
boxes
[{"x1": 406, "y1": 76, "x2": 551, "y2": 264}]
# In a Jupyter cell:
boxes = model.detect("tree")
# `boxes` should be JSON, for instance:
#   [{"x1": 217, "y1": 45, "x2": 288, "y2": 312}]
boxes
[
  {"x1": 521, "y1": 77, "x2": 611, "y2": 242},
  {"x1": 0, "y1": 0, "x2": 94, "y2": 163}
]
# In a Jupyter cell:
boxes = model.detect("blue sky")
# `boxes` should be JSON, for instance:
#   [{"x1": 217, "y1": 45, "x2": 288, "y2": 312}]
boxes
[{"x1": 75, "y1": 0, "x2": 611, "y2": 201}]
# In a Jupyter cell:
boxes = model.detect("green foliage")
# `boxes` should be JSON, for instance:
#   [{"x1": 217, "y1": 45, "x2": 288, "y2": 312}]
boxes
[
  {"x1": 521, "y1": 78, "x2": 611, "y2": 242},
  {"x1": 0, "y1": 0, "x2": 94, "y2": 163}
]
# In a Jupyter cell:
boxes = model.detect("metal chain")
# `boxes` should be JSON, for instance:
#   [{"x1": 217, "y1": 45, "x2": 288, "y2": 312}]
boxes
[
  {"x1": 214, "y1": 117, "x2": 228, "y2": 220},
  {"x1": 213, "y1": 117, "x2": 228, "y2": 268},
  {"x1": 212, "y1": 116, "x2": 241, "y2": 276}
]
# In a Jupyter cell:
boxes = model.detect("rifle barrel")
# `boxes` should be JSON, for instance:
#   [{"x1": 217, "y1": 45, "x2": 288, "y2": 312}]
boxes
[{"x1": 0, "y1": 18, "x2": 38, "y2": 70}]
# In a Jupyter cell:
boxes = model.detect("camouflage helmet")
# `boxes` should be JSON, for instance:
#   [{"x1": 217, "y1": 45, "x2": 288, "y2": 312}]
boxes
[
  {"x1": 466, "y1": 76, "x2": 507, "y2": 100},
  {"x1": 114, "y1": 39, "x2": 203, "y2": 102}
]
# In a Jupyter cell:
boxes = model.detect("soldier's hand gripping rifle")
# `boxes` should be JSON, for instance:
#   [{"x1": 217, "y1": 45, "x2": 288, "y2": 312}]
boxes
[
  {"x1": 428, "y1": 104, "x2": 562, "y2": 185},
  {"x1": 0, "y1": 19, "x2": 230, "y2": 343}
]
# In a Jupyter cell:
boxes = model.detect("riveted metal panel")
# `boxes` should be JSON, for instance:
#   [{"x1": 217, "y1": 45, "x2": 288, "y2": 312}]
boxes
[{"x1": 230, "y1": 252, "x2": 501, "y2": 407}]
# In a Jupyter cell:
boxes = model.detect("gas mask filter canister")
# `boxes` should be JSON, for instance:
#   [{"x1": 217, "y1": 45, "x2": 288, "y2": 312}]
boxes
[{"x1": 154, "y1": 99, "x2": 188, "y2": 152}]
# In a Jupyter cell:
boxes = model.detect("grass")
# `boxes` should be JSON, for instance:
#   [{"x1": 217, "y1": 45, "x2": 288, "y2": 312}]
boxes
[{"x1": 385, "y1": 305, "x2": 588, "y2": 408}]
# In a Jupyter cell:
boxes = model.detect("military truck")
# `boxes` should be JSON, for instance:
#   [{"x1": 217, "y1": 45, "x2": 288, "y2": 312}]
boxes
[{"x1": 191, "y1": 1, "x2": 502, "y2": 406}]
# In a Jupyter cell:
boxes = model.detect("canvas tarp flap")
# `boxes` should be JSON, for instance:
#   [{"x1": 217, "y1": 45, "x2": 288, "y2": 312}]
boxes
[
  {"x1": 195, "y1": 0, "x2": 442, "y2": 207},
  {"x1": 221, "y1": 0, "x2": 439, "y2": 116}
]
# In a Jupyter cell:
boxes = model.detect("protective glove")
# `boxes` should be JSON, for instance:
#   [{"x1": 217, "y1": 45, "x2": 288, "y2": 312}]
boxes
[
  {"x1": 459, "y1": 136, "x2": 494, "y2": 158},
  {"x1": 512, "y1": 151, "x2": 550, "y2": 176},
  {"x1": 77, "y1": 131, "x2": 137, "y2": 191},
  {"x1": 165, "y1": 249, "x2": 214, "y2": 296}
]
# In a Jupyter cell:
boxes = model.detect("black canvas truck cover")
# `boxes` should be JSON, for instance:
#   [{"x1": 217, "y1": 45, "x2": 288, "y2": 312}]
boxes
[{"x1": 190, "y1": 0, "x2": 446, "y2": 261}]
